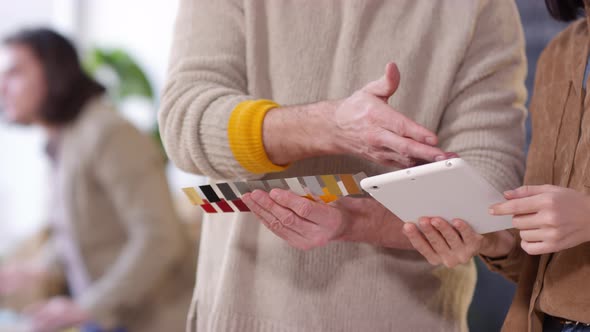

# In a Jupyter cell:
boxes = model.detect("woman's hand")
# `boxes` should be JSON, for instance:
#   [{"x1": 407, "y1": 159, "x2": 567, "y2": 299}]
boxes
[
  {"x1": 403, "y1": 217, "x2": 515, "y2": 268},
  {"x1": 490, "y1": 185, "x2": 590, "y2": 255},
  {"x1": 242, "y1": 189, "x2": 412, "y2": 250}
]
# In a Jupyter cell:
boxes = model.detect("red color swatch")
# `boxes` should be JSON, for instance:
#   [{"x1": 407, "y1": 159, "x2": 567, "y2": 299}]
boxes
[
  {"x1": 200, "y1": 199, "x2": 218, "y2": 213},
  {"x1": 216, "y1": 199, "x2": 235, "y2": 213},
  {"x1": 231, "y1": 199, "x2": 251, "y2": 212}
]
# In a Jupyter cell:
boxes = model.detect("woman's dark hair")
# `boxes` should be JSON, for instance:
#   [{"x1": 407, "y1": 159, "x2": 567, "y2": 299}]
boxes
[
  {"x1": 545, "y1": 0, "x2": 585, "y2": 22},
  {"x1": 3, "y1": 28, "x2": 105, "y2": 125}
]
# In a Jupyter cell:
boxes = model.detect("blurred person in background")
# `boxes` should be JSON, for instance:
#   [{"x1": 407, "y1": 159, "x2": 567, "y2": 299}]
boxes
[
  {"x1": 0, "y1": 28, "x2": 194, "y2": 332},
  {"x1": 404, "y1": 1, "x2": 590, "y2": 331}
]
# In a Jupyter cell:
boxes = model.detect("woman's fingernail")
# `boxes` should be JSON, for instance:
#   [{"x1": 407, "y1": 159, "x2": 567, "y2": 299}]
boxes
[
  {"x1": 488, "y1": 208, "x2": 495, "y2": 215},
  {"x1": 435, "y1": 155, "x2": 446, "y2": 162},
  {"x1": 432, "y1": 219, "x2": 440, "y2": 227}
]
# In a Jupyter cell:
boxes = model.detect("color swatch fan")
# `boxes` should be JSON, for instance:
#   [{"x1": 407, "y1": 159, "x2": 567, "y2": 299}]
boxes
[{"x1": 182, "y1": 173, "x2": 367, "y2": 213}]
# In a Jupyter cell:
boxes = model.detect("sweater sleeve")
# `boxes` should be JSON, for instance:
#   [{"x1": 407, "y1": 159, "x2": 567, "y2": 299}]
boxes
[
  {"x1": 437, "y1": 0, "x2": 527, "y2": 192},
  {"x1": 159, "y1": 0, "x2": 274, "y2": 180},
  {"x1": 479, "y1": 231, "x2": 526, "y2": 283}
]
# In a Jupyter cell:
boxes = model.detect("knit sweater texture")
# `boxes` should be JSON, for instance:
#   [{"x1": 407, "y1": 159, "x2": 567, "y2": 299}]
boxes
[{"x1": 159, "y1": 1, "x2": 527, "y2": 331}]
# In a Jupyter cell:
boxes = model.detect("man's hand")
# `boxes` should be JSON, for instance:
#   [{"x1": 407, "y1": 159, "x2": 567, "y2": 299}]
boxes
[
  {"x1": 263, "y1": 62, "x2": 452, "y2": 168},
  {"x1": 490, "y1": 185, "x2": 590, "y2": 255},
  {"x1": 331, "y1": 62, "x2": 448, "y2": 167},
  {"x1": 242, "y1": 189, "x2": 412, "y2": 250},
  {"x1": 26, "y1": 297, "x2": 90, "y2": 332}
]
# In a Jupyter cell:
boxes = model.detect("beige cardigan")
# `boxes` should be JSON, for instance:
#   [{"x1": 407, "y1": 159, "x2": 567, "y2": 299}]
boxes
[
  {"x1": 48, "y1": 98, "x2": 194, "y2": 331},
  {"x1": 159, "y1": 1, "x2": 527, "y2": 331},
  {"x1": 483, "y1": 11, "x2": 590, "y2": 331}
]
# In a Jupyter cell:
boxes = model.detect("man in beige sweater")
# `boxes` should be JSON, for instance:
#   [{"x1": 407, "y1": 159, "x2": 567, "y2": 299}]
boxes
[{"x1": 159, "y1": 1, "x2": 527, "y2": 331}]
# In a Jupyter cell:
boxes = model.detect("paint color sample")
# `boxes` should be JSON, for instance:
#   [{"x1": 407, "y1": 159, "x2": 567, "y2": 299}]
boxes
[
  {"x1": 216, "y1": 199, "x2": 234, "y2": 213},
  {"x1": 200, "y1": 199, "x2": 218, "y2": 213},
  {"x1": 266, "y1": 179, "x2": 288, "y2": 190},
  {"x1": 217, "y1": 183, "x2": 238, "y2": 201},
  {"x1": 185, "y1": 172, "x2": 368, "y2": 214},
  {"x1": 227, "y1": 182, "x2": 242, "y2": 198},
  {"x1": 284, "y1": 178, "x2": 307, "y2": 196},
  {"x1": 319, "y1": 187, "x2": 339, "y2": 203},
  {"x1": 234, "y1": 182, "x2": 251, "y2": 195},
  {"x1": 231, "y1": 199, "x2": 251, "y2": 212},
  {"x1": 226, "y1": 200, "x2": 243, "y2": 213},
  {"x1": 321, "y1": 175, "x2": 342, "y2": 196},
  {"x1": 353, "y1": 172, "x2": 368, "y2": 187},
  {"x1": 337, "y1": 180, "x2": 348, "y2": 196},
  {"x1": 182, "y1": 187, "x2": 204, "y2": 205},
  {"x1": 248, "y1": 180, "x2": 268, "y2": 192},
  {"x1": 199, "y1": 185, "x2": 221, "y2": 202},
  {"x1": 210, "y1": 184, "x2": 225, "y2": 200},
  {"x1": 302, "y1": 176, "x2": 324, "y2": 196},
  {"x1": 340, "y1": 174, "x2": 361, "y2": 195}
]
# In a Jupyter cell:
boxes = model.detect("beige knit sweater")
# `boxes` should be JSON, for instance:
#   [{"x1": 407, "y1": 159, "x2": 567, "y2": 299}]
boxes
[{"x1": 159, "y1": 1, "x2": 527, "y2": 331}]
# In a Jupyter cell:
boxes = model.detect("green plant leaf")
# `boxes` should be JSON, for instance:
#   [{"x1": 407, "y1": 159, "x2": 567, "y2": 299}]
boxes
[{"x1": 84, "y1": 48, "x2": 154, "y2": 100}]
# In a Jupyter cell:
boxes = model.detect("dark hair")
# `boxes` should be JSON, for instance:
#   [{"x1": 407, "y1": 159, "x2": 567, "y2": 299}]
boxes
[
  {"x1": 3, "y1": 28, "x2": 105, "y2": 125},
  {"x1": 545, "y1": 0, "x2": 585, "y2": 22}
]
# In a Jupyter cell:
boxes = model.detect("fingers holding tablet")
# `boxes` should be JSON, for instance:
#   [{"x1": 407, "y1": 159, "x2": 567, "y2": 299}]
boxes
[
  {"x1": 404, "y1": 217, "x2": 517, "y2": 268},
  {"x1": 404, "y1": 217, "x2": 483, "y2": 268}
]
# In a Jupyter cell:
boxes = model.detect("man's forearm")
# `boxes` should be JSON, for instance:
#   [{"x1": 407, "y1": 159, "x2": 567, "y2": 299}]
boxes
[{"x1": 262, "y1": 100, "x2": 341, "y2": 166}]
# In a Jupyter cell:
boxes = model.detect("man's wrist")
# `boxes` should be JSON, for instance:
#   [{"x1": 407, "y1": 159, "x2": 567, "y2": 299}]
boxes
[{"x1": 262, "y1": 100, "x2": 340, "y2": 165}]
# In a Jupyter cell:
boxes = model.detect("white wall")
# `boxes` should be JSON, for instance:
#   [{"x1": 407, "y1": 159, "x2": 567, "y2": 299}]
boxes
[
  {"x1": 0, "y1": 1, "x2": 56, "y2": 33},
  {"x1": 0, "y1": 0, "x2": 58, "y2": 255},
  {"x1": 80, "y1": 0, "x2": 180, "y2": 97},
  {"x1": 0, "y1": 126, "x2": 50, "y2": 255}
]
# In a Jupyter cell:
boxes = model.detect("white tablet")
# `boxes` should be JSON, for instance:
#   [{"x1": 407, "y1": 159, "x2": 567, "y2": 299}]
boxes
[{"x1": 360, "y1": 158, "x2": 513, "y2": 234}]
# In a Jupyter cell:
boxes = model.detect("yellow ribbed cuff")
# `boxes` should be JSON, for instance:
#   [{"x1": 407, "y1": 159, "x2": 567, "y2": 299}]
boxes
[{"x1": 228, "y1": 99, "x2": 288, "y2": 174}]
